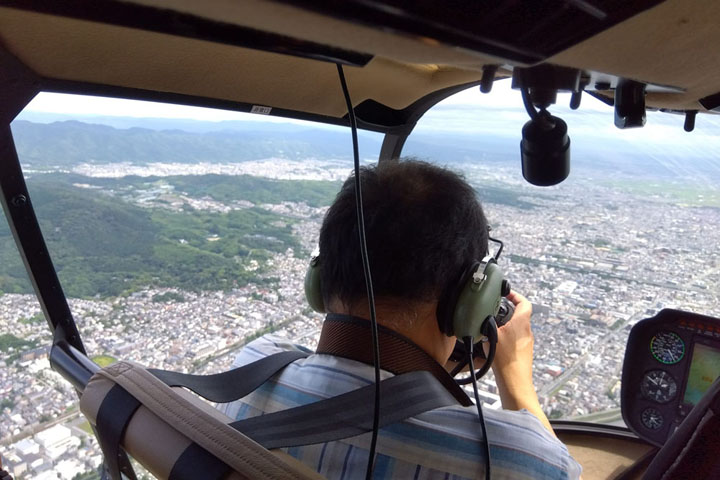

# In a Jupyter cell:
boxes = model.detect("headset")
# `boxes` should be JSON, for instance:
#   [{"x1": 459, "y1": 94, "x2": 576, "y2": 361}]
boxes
[
  {"x1": 437, "y1": 255, "x2": 510, "y2": 340},
  {"x1": 304, "y1": 248, "x2": 509, "y2": 480},
  {"x1": 304, "y1": 252, "x2": 511, "y2": 369}
]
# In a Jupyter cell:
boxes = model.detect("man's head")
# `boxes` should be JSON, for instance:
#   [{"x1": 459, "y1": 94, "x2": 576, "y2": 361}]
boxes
[{"x1": 319, "y1": 159, "x2": 488, "y2": 321}]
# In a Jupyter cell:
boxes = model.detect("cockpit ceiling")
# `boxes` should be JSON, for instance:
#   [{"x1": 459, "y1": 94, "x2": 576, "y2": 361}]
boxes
[
  {"x1": 0, "y1": 0, "x2": 719, "y2": 124},
  {"x1": 0, "y1": 6, "x2": 497, "y2": 127}
]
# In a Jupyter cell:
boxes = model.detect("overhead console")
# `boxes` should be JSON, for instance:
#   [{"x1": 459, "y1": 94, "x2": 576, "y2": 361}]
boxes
[
  {"x1": 279, "y1": 0, "x2": 664, "y2": 64},
  {"x1": 622, "y1": 309, "x2": 720, "y2": 446}
]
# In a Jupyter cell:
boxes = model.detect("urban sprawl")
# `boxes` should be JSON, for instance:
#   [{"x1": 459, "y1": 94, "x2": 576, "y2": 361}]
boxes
[{"x1": 1, "y1": 160, "x2": 718, "y2": 479}]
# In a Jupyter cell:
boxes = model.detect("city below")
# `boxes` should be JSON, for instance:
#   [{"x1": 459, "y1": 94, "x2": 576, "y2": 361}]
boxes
[{"x1": 1, "y1": 151, "x2": 719, "y2": 478}]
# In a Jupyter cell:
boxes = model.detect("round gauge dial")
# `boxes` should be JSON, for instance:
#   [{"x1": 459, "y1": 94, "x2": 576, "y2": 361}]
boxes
[
  {"x1": 650, "y1": 331, "x2": 685, "y2": 364},
  {"x1": 640, "y1": 370, "x2": 677, "y2": 403},
  {"x1": 641, "y1": 407, "x2": 664, "y2": 430}
]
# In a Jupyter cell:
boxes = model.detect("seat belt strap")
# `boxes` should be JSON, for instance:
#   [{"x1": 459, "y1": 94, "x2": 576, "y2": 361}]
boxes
[
  {"x1": 169, "y1": 443, "x2": 232, "y2": 480},
  {"x1": 231, "y1": 370, "x2": 459, "y2": 449},
  {"x1": 92, "y1": 361, "x2": 324, "y2": 480},
  {"x1": 95, "y1": 384, "x2": 142, "y2": 480},
  {"x1": 149, "y1": 350, "x2": 308, "y2": 403}
]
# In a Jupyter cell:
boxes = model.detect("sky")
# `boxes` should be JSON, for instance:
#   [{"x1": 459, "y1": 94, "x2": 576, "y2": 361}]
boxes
[
  {"x1": 18, "y1": 79, "x2": 720, "y2": 148},
  {"x1": 19, "y1": 79, "x2": 604, "y2": 123}
]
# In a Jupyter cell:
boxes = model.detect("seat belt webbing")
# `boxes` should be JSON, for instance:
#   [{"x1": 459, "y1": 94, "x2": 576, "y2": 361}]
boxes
[
  {"x1": 94, "y1": 361, "x2": 325, "y2": 480},
  {"x1": 149, "y1": 350, "x2": 308, "y2": 403},
  {"x1": 230, "y1": 369, "x2": 458, "y2": 449},
  {"x1": 169, "y1": 443, "x2": 232, "y2": 480},
  {"x1": 95, "y1": 384, "x2": 142, "y2": 480},
  {"x1": 98, "y1": 321, "x2": 464, "y2": 464}
]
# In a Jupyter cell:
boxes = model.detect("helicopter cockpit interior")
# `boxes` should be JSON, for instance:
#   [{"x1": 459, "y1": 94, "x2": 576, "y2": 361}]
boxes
[{"x1": 1, "y1": 1, "x2": 719, "y2": 479}]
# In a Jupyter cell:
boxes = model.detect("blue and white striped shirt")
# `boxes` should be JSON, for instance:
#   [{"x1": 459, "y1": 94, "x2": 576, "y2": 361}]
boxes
[{"x1": 219, "y1": 335, "x2": 582, "y2": 479}]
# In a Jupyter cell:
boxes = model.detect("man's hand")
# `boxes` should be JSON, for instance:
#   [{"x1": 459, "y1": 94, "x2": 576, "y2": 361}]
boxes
[
  {"x1": 492, "y1": 291, "x2": 556, "y2": 436},
  {"x1": 492, "y1": 290, "x2": 535, "y2": 399}
]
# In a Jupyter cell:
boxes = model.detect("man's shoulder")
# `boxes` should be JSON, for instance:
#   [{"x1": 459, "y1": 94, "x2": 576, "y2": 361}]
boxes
[{"x1": 400, "y1": 400, "x2": 579, "y2": 478}]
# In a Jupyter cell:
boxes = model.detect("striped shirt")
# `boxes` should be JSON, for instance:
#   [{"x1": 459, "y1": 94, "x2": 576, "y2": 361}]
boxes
[{"x1": 219, "y1": 335, "x2": 582, "y2": 479}]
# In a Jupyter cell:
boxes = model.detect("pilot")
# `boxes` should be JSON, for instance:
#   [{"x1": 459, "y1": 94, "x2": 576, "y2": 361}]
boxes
[{"x1": 221, "y1": 159, "x2": 581, "y2": 479}]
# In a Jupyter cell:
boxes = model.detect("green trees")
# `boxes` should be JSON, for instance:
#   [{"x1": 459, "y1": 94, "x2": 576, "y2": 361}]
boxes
[
  {"x1": 0, "y1": 173, "x2": 326, "y2": 298},
  {"x1": 0, "y1": 333, "x2": 36, "y2": 352}
]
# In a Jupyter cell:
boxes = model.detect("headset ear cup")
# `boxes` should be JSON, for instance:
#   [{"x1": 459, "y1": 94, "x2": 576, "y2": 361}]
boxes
[
  {"x1": 304, "y1": 258, "x2": 325, "y2": 313},
  {"x1": 453, "y1": 259, "x2": 505, "y2": 339},
  {"x1": 437, "y1": 262, "x2": 479, "y2": 336}
]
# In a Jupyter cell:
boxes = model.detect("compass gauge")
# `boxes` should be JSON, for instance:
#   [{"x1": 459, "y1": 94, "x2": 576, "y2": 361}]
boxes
[
  {"x1": 650, "y1": 331, "x2": 685, "y2": 364},
  {"x1": 641, "y1": 408, "x2": 664, "y2": 430},
  {"x1": 640, "y1": 370, "x2": 677, "y2": 404}
]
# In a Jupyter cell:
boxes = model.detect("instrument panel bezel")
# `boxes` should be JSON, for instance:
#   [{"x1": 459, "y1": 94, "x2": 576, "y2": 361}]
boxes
[{"x1": 621, "y1": 309, "x2": 720, "y2": 446}]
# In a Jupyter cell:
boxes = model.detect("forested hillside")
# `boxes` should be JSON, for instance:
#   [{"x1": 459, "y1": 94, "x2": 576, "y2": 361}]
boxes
[{"x1": 0, "y1": 174, "x2": 341, "y2": 298}]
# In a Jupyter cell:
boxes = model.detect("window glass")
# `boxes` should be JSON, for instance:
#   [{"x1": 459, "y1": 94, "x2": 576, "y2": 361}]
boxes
[
  {"x1": 0, "y1": 93, "x2": 382, "y2": 477},
  {"x1": 2, "y1": 83, "x2": 720, "y2": 478},
  {"x1": 404, "y1": 79, "x2": 720, "y2": 423}
]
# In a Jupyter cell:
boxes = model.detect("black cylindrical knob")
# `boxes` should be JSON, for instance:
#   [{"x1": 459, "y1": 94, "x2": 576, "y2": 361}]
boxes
[
  {"x1": 570, "y1": 91, "x2": 582, "y2": 110},
  {"x1": 520, "y1": 115, "x2": 570, "y2": 186},
  {"x1": 684, "y1": 111, "x2": 697, "y2": 132}
]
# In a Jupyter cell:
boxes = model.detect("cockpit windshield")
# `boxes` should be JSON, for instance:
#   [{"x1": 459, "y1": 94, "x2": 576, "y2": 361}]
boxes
[{"x1": 1, "y1": 82, "x2": 719, "y2": 476}]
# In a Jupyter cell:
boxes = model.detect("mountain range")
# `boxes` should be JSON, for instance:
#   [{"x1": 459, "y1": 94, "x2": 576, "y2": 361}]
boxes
[{"x1": 11, "y1": 114, "x2": 720, "y2": 183}]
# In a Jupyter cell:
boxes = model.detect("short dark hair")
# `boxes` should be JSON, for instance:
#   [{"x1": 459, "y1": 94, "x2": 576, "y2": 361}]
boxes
[{"x1": 319, "y1": 159, "x2": 488, "y2": 307}]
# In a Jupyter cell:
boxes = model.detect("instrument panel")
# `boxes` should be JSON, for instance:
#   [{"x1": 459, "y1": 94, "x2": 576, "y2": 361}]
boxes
[{"x1": 621, "y1": 309, "x2": 720, "y2": 446}]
